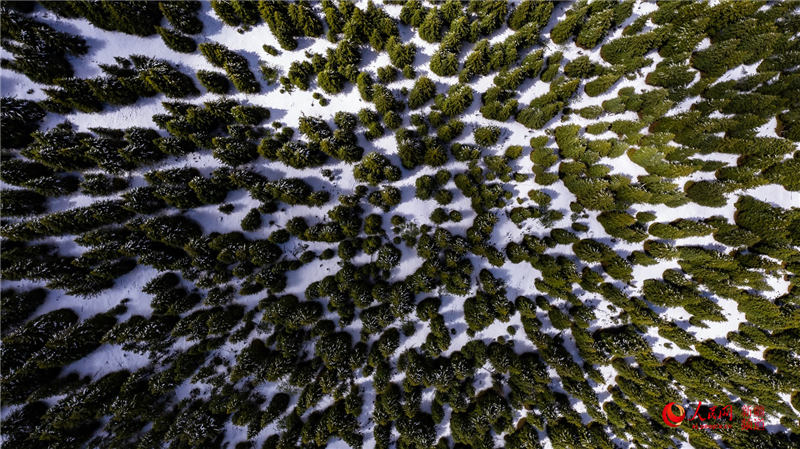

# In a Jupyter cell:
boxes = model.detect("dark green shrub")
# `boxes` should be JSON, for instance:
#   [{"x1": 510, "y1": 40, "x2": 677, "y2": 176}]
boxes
[
  {"x1": 585, "y1": 73, "x2": 622, "y2": 97},
  {"x1": 575, "y1": 7, "x2": 614, "y2": 49},
  {"x1": 160, "y1": 1, "x2": 203, "y2": 34},
  {"x1": 474, "y1": 126, "x2": 501, "y2": 147},
  {"x1": 197, "y1": 70, "x2": 230, "y2": 94},
  {"x1": 132, "y1": 55, "x2": 199, "y2": 98},
  {"x1": 430, "y1": 49, "x2": 459, "y2": 77},
  {"x1": 685, "y1": 180, "x2": 728, "y2": 207},
  {"x1": 0, "y1": 9, "x2": 88, "y2": 84},
  {"x1": 157, "y1": 27, "x2": 197, "y2": 53},
  {"x1": 353, "y1": 152, "x2": 401, "y2": 185},
  {"x1": 550, "y1": 3, "x2": 588, "y2": 44},
  {"x1": 0, "y1": 189, "x2": 46, "y2": 217},
  {"x1": 198, "y1": 43, "x2": 260, "y2": 93},
  {"x1": 377, "y1": 65, "x2": 398, "y2": 84},
  {"x1": 436, "y1": 119, "x2": 464, "y2": 141},
  {"x1": 0, "y1": 98, "x2": 46, "y2": 148},
  {"x1": 508, "y1": 0, "x2": 553, "y2": 31},
  {"x1": 241, "y1": 208, "x2": 262, "y2": 231},
  {"x1": 419, "y1": 9, "x2": 443, "y2": 43},
  {"x1": 435, "y1": 84, "x2": 474, "y2": 117},
  {"x1": 409, "y1": 77, "x2": 436, "y2": 109},
  {"x1": 80, "y1": 174, "x2": 128, "y2": 196}
]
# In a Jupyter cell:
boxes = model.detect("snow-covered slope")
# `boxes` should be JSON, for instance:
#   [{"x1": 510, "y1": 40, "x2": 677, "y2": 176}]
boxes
[{"x1": 2, "y1": 2, "x2": 799, "y2": 449}]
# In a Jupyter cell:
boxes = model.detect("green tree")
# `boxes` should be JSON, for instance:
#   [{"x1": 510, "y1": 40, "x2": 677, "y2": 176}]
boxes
[
  {"x1": 157, "y1": 27, "x2": 197, "y2": 53},
  {"x1": 418, "y1": 9, "x2": 443, "y2": 43},
  {"x1": 241, "y1": 208, "x2": 262, "y2": 231},
  {"x1": 474, "y1": 126, "x2": 501, "y2": 146},
  {"x1": 409, "y1": 77, "x2": 436, "y2": 109},
  {"x1": 197, "y1": 70, "x2": 230, "y2": 94},
  {"x1": 508, "y1": 0, "x2": 553, "y2": 31}
]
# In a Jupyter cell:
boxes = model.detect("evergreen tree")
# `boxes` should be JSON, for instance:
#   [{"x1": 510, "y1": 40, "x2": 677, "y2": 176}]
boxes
[
  {"x1": 0, "y1": 98, "x2": 46, "y2": 148},
  {"x1": 0, "y1": 9, "x2": 88, "y2": 84},
  {"x1": 160, "y1": 1, "x2": 203, "y2": 34},
  {"x1": 241, "y1": 208, "x2": 262, "y2": 231},
  {"x1": 408, "y1": 77, "x2": 436, "y2": 109},
  {"x1": 157, "y1": 27, "x2": 197, "y2": 53},
  {"x1": 197, "y1": 70, "x2": 231, "y2": 94},
  {"x1": 474, "y1": 126, "x2": 502, "y2": 146},
  {"x1": 430, "y1": 50, "x2": 459, "y2": 77},
  {"x1": 211, "y1": 0, "x2": 241, "y2": 26},
  {"x1": 288, "y1": 1, "x2": 323, "y2": 37},
  {"x1": 419, "y1": 9, "x2": 444, "y2": 43},
  {"x1": 258, "y1": 1, "x2": 301, "y2": 50},
  {"x1": 508, "y1": 0, "x2": 554, "y2": 31},
  {"x1": 132, "y1": 55, "x2": 199, "y2": 98}
]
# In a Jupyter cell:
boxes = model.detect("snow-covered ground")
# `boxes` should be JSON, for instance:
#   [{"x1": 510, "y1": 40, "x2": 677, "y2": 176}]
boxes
[{"x1": 2, "y1": 1, "x2": 798, "y2": 448}]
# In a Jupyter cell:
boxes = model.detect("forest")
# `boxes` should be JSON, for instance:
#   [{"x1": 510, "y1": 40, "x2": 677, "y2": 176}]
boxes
[{"x1": 1, "y1": 1, "x2": 799, "y2": 449}]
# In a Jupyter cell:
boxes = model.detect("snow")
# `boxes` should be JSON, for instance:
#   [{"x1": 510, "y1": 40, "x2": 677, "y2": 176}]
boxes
[
  {"x1": 62, "y1": 343, "x2": 152, "y2": 378},
  {"x1": 2, "y1": 1, "x2": 798, "y2": 448}
]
